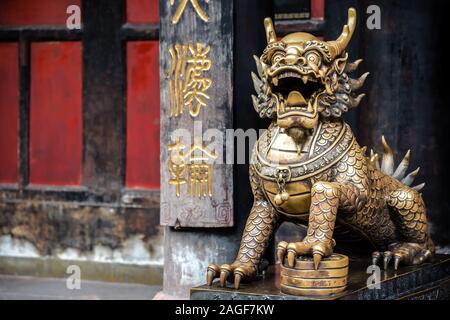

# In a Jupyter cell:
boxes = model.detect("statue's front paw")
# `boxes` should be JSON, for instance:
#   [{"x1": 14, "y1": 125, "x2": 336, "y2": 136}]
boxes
[
  {"x1": 277, "y1": 238, "x2": 336, "y2": 270},
  {"x1": 206, "y1": 262, "x2": 256, "y2": 289}
]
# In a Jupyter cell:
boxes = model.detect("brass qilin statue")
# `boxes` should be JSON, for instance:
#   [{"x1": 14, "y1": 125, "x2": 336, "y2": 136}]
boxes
[{"x1": 207, "y1": 8, "x2": 434, "y2": 290}]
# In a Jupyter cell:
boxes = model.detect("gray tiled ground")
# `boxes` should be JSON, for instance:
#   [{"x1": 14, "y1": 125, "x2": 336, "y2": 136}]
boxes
[{"x1": 0, "y1": 275, "x2": 162, "y2": 300}]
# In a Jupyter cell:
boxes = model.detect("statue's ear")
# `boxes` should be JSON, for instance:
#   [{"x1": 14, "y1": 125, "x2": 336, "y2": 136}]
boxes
[{"x1": 334, "y1": 52, "x2": 348, "y2": 75}]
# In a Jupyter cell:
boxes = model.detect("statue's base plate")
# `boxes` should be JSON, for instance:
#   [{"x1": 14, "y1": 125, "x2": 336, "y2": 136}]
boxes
[{"x1": 190, "y1": 254, "x2": 450, "y2": 300}]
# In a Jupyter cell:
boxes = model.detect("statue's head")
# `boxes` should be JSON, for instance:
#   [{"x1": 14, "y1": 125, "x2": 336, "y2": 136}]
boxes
[{"x1": 252, "y1": 8, "x2": 367, "y2": 136}]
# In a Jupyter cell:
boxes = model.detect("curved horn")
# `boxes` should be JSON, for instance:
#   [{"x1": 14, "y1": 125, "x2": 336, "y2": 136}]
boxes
[
  {"x1": 327, "y1": 8, "x2": 357, "y2": 58},
  {"x1": 264, "y1": 17, "x2": 277, "y2": 44}
]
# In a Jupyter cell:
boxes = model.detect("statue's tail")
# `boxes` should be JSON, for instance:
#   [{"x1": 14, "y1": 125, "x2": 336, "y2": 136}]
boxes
[{"x1": 364, "y1": 136, "x2": 425, "y2": 191}]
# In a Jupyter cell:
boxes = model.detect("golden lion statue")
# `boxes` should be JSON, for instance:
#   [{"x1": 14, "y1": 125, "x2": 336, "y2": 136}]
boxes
[{"x1": 207, "y1": 8, "x2": 434, "y2": 289}]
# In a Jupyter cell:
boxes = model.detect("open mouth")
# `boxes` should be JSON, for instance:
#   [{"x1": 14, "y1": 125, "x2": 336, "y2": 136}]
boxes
[{"x1": 270, "y1": 70, "x2": 323, "y2": 116}]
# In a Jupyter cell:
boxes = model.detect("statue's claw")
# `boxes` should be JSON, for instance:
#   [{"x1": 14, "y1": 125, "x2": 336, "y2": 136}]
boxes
[
  {"x1": 372, "y1": 243, "x2": 432, "y2": 271},
  {"x1": 287, "y1": 249, "x2": 296, "y2": 267},
  {"x1": 372, "y1": 251, "x2": 382, "y2": 265},
  {"x1": 279, "y1": 239, "x2": 334, "y2": 269},
  {"x1": 383, "y1": 251, "x2": 393, "y2": 270},
  {"x1": 206, "y1": 264, "x2": 220, "y2": 286},
  {"x1": 312, "y1": 243, "x2": 331, "y2": 270},
  {"x1": 286, "y1": 241, "x2": 308, "y2": 267},
  {"x1": 419, "y1": 250, "x2": 432, "y2": 264},
  {"x1": 233, "y1": 273, "x2": 242, "y2": 289},
  {"x1": 219, "y1": 271, "x2": 229, "y2": 287},
  {"x1": 394, "y1": 255, "x2": 401, "y2": 270},
  {"x1": 206, "y1": 263, "x2": 256, "y2": 289},
  {"x1": 234, "y1": 267, "x2": 246, "y2": 289},
  {"x1": 313, "y1": 252, "x2": 323, "y2": 270},
  {"x1": 219, "y1": 264, "x2": 232, "y2": 287},
  {"x1": 276, "y1": 241, "x2": 288, "y2": 264}
]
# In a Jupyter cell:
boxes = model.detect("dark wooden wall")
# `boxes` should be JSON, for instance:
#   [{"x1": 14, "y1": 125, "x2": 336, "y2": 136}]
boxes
[{"x1": 233, "y1": 0, "x2": 274, "y2": 232}]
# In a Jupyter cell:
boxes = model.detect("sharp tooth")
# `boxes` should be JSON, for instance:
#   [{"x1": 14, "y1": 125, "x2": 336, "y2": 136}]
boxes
[
  {"x1": 272, "y1": 77, "x2": 278, "y2": 86},
  {"x1": 302, "y1": 76, "x2": 308, "y2": 84}
]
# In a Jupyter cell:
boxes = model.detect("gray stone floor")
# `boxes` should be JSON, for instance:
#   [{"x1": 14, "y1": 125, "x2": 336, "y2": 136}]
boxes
[{"x1": 0, "y1": 275, "x2": 162, "y2": 300}]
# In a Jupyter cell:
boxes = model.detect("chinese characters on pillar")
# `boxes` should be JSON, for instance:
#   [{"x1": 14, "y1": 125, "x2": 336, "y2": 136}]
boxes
[
  {"x1": 161, "y1": 0, "x2": 233, "y2": 226},
  {"x1": 167, "y1": 138, "x2": 217, "y2": 198},
  {"x1": 166, "y1": 1, "x2": 215, "y2": 198},
  {"x1": 167, "y1": 43, "x2": 212, "y2": 118},
  {"x1": 169, "y1": 0, "x2": 210, "y2": 24}
]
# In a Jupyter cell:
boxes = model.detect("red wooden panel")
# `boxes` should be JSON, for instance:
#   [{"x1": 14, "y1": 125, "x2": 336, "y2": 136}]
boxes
[
  {"x1": 126, "y1": 41, "x2": 160, "y2": 189},
  {"x1": 30, "y1": 42, "x2": 82, "y2": 186},
  {"x1": 0, "y1": 0, "x2": 81, "y2": 26},
  {"x1": 0, "y1": 43, "x2": 19, "y2": 184},
  {"x1": 311, "y1": 0, "x2": 325, "y2": 19},
  {"x1": 127, "y1": 0, "x2": 159, "y2": 24}
]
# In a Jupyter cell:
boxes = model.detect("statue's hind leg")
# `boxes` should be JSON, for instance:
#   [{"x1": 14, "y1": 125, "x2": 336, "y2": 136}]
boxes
[{"x1": 373, "y1": 186, "x2": 434, "y2": 270}]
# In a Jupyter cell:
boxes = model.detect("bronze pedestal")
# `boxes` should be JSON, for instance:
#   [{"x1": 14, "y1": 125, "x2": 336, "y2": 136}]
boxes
[{"x1": 280, "y1": 254, "x2": 348, "y2": 296}]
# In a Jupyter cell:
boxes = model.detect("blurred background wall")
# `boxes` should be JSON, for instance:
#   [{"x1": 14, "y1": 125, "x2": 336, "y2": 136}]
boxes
[{"x1": 0, "y1": 0, "x2": 163, "y2": 285}]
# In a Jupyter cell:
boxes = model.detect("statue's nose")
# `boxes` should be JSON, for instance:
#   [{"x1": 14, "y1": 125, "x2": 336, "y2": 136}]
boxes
[
  {"x1": 284, "y1": 55, "x2": 306, "y2": 65},
  {"x1": 284, "y1": 55, "x2": 298, "y2": 64}
]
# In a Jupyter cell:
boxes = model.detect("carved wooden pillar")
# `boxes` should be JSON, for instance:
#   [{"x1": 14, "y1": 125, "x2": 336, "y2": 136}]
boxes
[{"x1": 160, "y1": 0, "x2": 233, "y2": 229}]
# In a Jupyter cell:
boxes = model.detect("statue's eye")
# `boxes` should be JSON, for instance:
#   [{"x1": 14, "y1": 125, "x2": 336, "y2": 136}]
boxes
[
  {"x1": 271, "y1": 51, "x2": 284, "y2": 64},
  {"x1": 305, "y1": 51, "x2": 321, "y2": 66}
]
